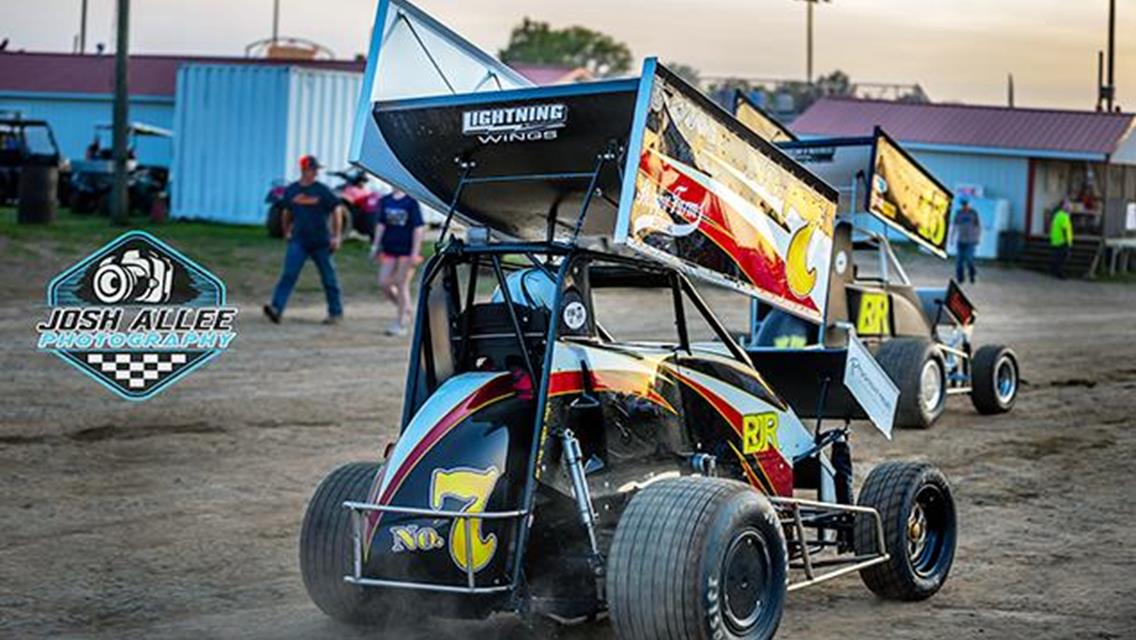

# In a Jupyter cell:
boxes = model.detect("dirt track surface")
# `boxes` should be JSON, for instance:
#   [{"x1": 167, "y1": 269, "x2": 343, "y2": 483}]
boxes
[{"x1": 2, "y1": 252, "x2": 1135, "y2": 639}]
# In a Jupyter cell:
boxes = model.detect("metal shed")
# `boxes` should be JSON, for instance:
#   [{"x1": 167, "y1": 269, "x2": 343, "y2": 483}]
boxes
[
  {"x1": 171, "y1": 64, "x2": 362, "y2": 224},
  {"x1": 793, "y1": 98, "x2": 1136, "y2": 274}
]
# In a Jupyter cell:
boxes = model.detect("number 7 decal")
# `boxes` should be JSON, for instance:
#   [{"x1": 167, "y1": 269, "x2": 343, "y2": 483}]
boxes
[{"x1": 430, "y1": 466, "x2": 502, "y2": 573}]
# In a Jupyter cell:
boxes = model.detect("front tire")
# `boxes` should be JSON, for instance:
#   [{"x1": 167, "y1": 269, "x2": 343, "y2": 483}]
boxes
[
  {"x1": 299, "y1": 462, "x2": 392, "y2": 625},
  {"x1": 875, "y1": 338, "x2": 946, "y2": 429},
  {"x1": 607, "y1": 477, "x2": 788, "y2": 640},
  {"x1": 854, "y1": 462, "x2": 956, "y2": 601},
  {"x1": 970, "y1": 345, "x2": 1018, "y2": 414}
]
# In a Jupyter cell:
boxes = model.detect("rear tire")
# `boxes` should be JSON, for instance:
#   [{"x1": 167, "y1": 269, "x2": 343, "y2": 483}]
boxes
[
  {"x1": 970, "y1": 345, "x2": 1018, "y2": 414},
  {"x1": 854, "y1": 462, "x2": 956, "y2": 601},
  {"x1": 300, "y1": 462, "x2": 393, "y2": 625},
  {"x1": 608, "y1": 477, "x2": 787, "y2": 640},
  {"x1": 875, "y1": 338, "x2": 946, "y2": 429}
]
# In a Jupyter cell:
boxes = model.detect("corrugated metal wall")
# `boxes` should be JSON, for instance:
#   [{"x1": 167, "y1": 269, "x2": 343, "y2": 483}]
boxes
[
  {"x1": 0, "y1": 92, "x2": 174, "y2": 165},
  {"x1": 284, "y1": 68, "x2": 361, "y2": 182},
  {"x1": 171, "y1": 64, "x2": 361, "y2": 225},
  {"x1": 910, "y1": 149, "x2": 1030, "y2": 232}
]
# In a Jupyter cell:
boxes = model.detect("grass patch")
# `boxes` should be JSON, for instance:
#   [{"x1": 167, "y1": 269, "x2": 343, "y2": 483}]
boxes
[{"x1": 0, "y1": 207, "x2": 437, "y2": 300}]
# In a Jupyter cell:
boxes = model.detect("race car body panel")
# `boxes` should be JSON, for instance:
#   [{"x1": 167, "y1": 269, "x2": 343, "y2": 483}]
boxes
[
  {"x1": 360, "y1": 371, "x2": 532, "y2": 589},
  {"x1": 538, "y1": 340, "x2": 803, "y2": 499}
]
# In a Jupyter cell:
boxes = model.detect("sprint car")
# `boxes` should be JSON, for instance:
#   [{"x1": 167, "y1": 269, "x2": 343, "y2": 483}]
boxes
[
  {"x1": 298, "y1": 4, "x2": 959, "y2": 638},
  {"x1": 732, "y1": 114, "x2": 1021, "y2": 429}
]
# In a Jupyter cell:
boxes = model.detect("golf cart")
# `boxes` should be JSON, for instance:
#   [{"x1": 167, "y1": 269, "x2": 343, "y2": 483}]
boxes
[
  {"x1": 298, "y1": 4, "x2": 959, "y2": 638},
  {"x1": 0, "y1": 116, "x2": 64, "y2": 205},
  {"x1": 69, "y1": 122, "x2": 172, "y2": 216},
  {"x1": 733, "y1": 117, "x2": 1020, "y2": 429}
]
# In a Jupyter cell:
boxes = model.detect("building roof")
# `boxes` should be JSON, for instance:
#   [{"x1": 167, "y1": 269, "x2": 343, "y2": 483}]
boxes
[
  {"x1": 509, "y1": 63, "x2": 594, "y2": 85},
  {"x1": 793, "y1": 98, "x2": 1136, "y2": 159},
  {"x1": 0, "y1": 52, "x2": 365, "y2": 97}
]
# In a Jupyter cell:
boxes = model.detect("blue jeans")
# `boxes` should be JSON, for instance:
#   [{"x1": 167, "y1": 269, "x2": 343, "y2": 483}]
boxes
[
  {"x1": 271, "y1": 241, "x2": 343, "y2": 316},
  {"x1": 955, "y1": 242, "x2": 977, "y2": 283}
]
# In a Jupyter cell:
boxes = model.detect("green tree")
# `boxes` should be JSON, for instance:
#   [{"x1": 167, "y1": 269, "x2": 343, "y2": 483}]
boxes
[
  {"x1": 499, "y1": 18, "x2": 633, "y2": 77},
  {"x1": 666, "y1": 62, "x2": 702, "y2": 87}
]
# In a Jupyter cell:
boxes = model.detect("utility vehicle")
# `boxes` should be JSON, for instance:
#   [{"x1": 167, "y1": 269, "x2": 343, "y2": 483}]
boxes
[
  {"x1": 299, "y1": 3, "x2": 959, "y2": 638},
  {"x1": 69, "y1": 122, "x2": 172, "y2": 216}
]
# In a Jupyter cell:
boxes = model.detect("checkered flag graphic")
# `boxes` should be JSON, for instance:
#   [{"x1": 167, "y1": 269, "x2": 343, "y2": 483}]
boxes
[{"x1": 67, "y1": 351, "x2": 210, "y2": 396}]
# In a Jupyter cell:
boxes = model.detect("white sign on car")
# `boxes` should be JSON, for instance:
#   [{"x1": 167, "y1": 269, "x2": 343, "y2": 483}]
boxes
[{"x1": 844, "y1": 333, "x2": 900, "y2": 439}]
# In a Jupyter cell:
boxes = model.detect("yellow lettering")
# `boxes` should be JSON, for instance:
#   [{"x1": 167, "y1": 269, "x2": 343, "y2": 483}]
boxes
[
  {"x1": 431, "y1": 467, "x2": 501, "y2": 573},
  {"x1": 742, "y1": 412, "x2": 779, "y2": 455},
  {"x1": 856, "y1": 292, "x2": 890, "y2": 336}
]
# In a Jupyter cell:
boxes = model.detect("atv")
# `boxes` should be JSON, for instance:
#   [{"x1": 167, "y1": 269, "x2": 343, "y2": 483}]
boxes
[{"x1": 298, "y1": 4, "x2": 960, "y2": 638}]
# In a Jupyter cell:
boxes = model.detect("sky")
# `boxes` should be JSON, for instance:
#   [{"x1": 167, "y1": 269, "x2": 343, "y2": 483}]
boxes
[{"x1": 5, "y1": 0, "x2": 1134, "y2": 111}]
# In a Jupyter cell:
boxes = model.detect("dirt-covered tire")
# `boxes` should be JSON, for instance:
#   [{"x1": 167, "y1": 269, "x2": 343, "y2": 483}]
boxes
[
  {"x1": 854, "y1": 462, "x2": 956, "y2": 601},
  {"x1": 299, "y1": 462, "x2": 392, "y2": 625},
  {"x1": 875, "y1": 338, "x2": 946, "y2": 429},
  {"x1": 970, "y1": 345, "x2": 1018, "y2": 414},
  {"x1": 608, "y1": 477, "x2": 788, "y2": 640}
]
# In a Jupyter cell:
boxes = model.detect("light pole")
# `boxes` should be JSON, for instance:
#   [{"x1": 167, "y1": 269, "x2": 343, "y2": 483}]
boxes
[
  {"x1": 798, "y1": 0, "x2": 831, "y2": 84},
  {"x1": 111, "y1": 0, "x2": 130, "y2": 225}
]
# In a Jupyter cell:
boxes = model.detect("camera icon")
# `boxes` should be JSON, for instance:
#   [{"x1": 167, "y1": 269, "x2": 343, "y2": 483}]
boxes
[{"x1": 92, "y1": 249, "x2": 174, "y2": 304}]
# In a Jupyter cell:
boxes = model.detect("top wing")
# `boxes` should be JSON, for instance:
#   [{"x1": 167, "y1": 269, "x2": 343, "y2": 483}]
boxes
[
  {"x1": 616, "y1": 62, "x2": 839, "y2": 324},
  {"x1": 350, "y1": 0, "x2": 533, "y2": 214}
]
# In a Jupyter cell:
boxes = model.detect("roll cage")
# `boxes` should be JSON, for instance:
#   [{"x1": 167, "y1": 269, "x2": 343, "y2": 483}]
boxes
[{"x1": 401, "y1": 237, "x2": 755, "y2": 594}]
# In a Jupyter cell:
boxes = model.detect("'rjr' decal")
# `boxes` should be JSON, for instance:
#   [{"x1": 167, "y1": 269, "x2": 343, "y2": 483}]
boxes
[
  {"x1": 742, "y1": 412, "x2": 779, "y2": 455},
  {"x1": 856, "y1": 291, "x2": 891, "y2": 336},
  {"x1": 431, "y1": 466, "x2": 501, "y2": 574}
]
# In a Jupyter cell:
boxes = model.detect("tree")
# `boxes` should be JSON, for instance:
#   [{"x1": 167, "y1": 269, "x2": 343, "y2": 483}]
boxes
[
  {"x1": 499, "y1": 18, "x2": 632, "y2": 77},
  {"x1": 666, "y1": 62, "x2": 702, "y2": 87}
]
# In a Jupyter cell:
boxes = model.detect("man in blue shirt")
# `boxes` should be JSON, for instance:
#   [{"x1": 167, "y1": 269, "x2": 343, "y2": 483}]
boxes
[
  {"x1": 370, "y1": 189, "x2": 425, "y2": 336},
  {"x1": 264, "y1": 155, "x2": 345, "y2": 324},
  {"x1": 951, "y1": 198, "x2": 982, "y2": 284}
]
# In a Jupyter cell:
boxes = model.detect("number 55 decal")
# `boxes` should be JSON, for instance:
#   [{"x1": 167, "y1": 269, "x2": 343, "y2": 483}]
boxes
[{"x1": 431, "y1": 466, "x2": 501, "y2": 573}]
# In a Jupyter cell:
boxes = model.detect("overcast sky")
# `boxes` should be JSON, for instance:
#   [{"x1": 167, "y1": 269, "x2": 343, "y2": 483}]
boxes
[{"x1": 6, "y1": 0, "x2": 1133, "y2": 111}]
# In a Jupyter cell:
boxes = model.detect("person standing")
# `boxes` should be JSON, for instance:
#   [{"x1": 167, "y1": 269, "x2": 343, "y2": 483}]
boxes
[
  {"x1": 371, "y1": 189, "x2": 425, "y2": 336},
  {"x1": 1050, "y1": 200, "x2": 1075, "y2": 279},
  {"x1": 951, "y1": 197, "x2": 982, "y2": 284},
  {"x1": 263, "y1": 155, "x2": 345, "y2": 325}
]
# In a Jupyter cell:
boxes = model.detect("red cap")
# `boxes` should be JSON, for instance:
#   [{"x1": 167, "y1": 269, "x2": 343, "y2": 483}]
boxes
[{"x1": 299, "y1": 155, "x2": 322, "y2": 171}]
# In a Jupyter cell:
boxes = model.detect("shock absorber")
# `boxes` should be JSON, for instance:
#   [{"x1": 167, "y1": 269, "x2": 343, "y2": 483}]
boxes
[
  {"x1": 831, "y1": 433, "x2": 854, "y2": 506},
  {"x1": 561, "y1": 429, "x2": 600, "y2": 558}
]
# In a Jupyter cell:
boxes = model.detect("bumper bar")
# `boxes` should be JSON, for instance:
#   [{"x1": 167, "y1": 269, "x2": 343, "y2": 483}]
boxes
[{"x1": 342, "y1": 500, "x2": 528, "y2": 595}]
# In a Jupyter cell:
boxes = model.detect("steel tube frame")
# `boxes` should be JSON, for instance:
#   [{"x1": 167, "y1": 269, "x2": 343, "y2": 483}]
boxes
[{"x1": 769, "y1": 496, "x2": 890, "y2": 592}]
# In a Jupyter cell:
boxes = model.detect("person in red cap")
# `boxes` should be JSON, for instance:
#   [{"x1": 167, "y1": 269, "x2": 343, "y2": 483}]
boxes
[{"x1": 263, "y1": 155, "x2": 345, "y2": 324}]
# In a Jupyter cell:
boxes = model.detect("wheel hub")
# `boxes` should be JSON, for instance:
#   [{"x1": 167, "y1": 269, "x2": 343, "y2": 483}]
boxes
[
  {"x1": 920, "y1": 359, "x2": 944, "y2": 414},
  {"x1": 994, "y1": 355, "x2": 1017, "y2": 405},
  {"x1": 907, "y1": 486, "x2": 949, "y2": 578},
  {"x1": 722, "y1": 529, "x2": 770, "y2": 634}
]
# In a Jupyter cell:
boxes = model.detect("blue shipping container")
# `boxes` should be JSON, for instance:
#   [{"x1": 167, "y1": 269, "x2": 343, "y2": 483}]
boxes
[{"x1": 171, "y1": 64, "x2": 362, "y2": 225}]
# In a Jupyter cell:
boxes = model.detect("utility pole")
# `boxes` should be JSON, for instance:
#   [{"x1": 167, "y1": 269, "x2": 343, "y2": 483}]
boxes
[
  {"x1": 1106, "y1": 0, "x2": 1116, "y2": 111},
  {"x1": 1097, "y1": 50, "x2": 1105, "y2": 111},
  {"x1": 79, "y1": 0, "x2": 88, "y2": 54},
  {"x1": 272, "y1": 0, "x2": 281, "y2": 46},
  {"x1": 798, "y1": 0, "x2": 831, "y2": 84},
  {"x1": 110, "y1": 0, "x2": 130, "y2": 225}
]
